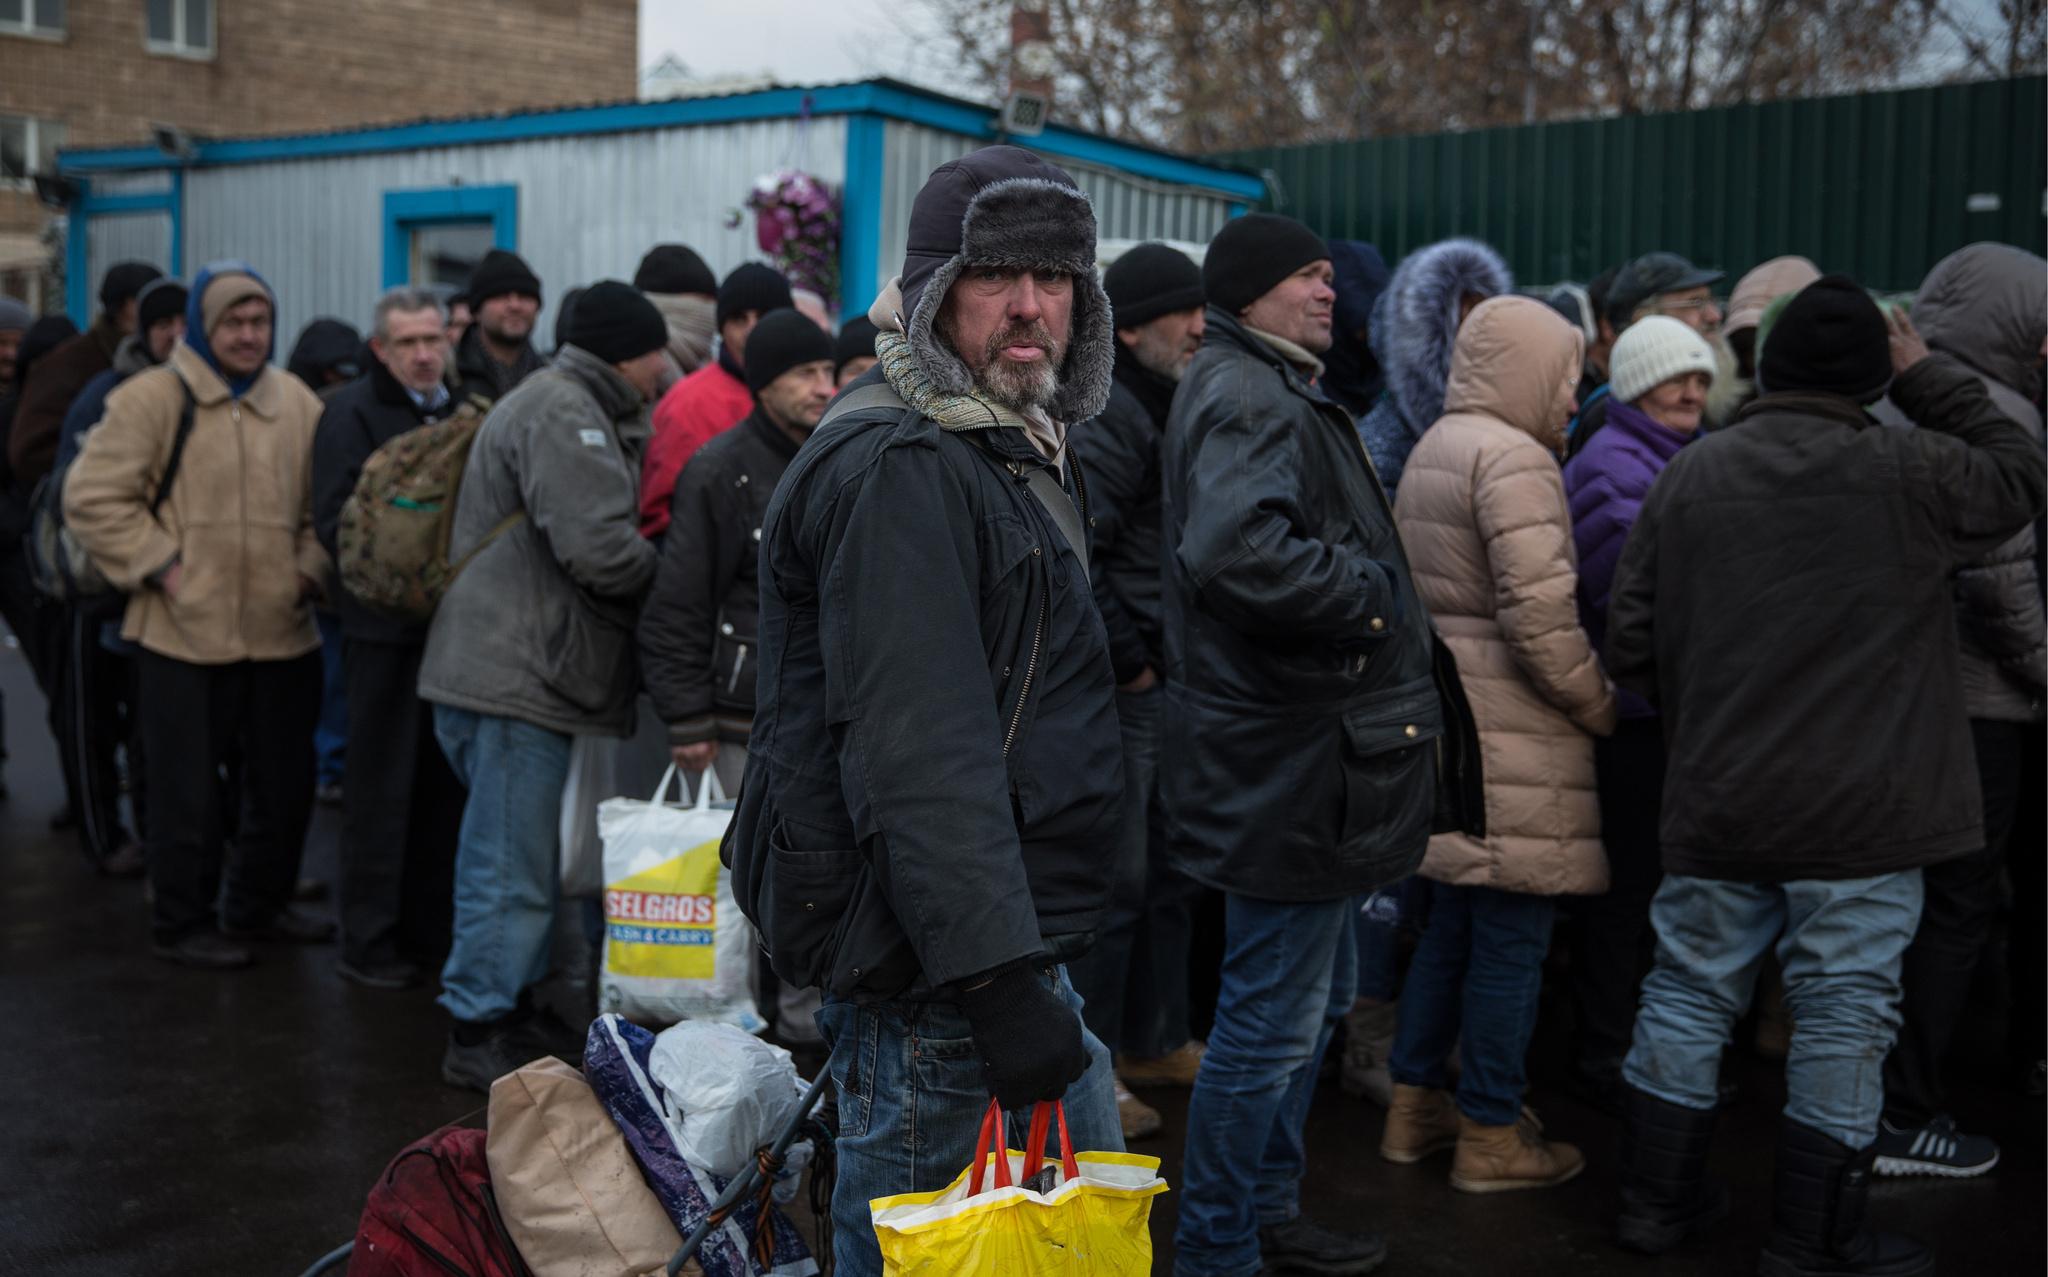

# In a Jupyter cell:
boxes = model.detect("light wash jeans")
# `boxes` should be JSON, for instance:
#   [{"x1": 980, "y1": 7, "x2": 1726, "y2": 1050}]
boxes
[
  {"x1": 1175, "y1": 894, "x2": 1357, "y2": 1277},
  {"x1": 817, "y1": 965, "x2": 1122, "y2": 1277},
  {"x1": 433, "y1": 704, "x2": 573, "y2": 1024},
  {"x1": 1624, "y1": 870, "x2": 1924, "y2": 1148}
]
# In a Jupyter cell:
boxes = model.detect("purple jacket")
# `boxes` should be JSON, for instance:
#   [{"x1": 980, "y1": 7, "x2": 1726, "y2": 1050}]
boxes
[{"x1": 1563, "y1": 398, "x2": 1691, "y2": 717}]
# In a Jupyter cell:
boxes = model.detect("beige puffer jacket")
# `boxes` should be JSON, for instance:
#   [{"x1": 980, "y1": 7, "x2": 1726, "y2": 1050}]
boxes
[{"x1": 1395, "y1": 296, "x2": 1617, "y2": 895}]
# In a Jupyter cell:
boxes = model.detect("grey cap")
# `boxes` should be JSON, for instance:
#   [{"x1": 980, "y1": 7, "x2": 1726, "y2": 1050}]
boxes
[
  {"x1": 0, "y1": 295, "x2": 30, "y2": 332},
  {"x1": 1606, "y1": 251, "x2": 1724, "y2": 327}
]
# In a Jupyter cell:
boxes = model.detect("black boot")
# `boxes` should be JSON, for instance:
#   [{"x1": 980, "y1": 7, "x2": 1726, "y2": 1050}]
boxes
[
  {"x1": 1758, "y1": 1118, "x2": 1933, "y2": 1277},
  {"x1": 1615, "y1": 1085, "x2": 1728, "y2": 1254}
]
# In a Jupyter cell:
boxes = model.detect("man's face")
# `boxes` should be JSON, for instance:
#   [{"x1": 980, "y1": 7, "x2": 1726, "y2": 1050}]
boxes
[
  {"x1": 759, "y1": 359, "x2": 837, "y2": 436},
  {"x1": 1239, "y1": 260, "x2": 1336, "y2": 355},
  {"x1": 372, "y1": 307, "x2": 449, "y2": 394},
  {"x1": 113, "y1": 297, "x2": 141, "y2": 337},
  {"x1": 145, "y1": 315, "x2": 186, "y2": 363},
  {"x1": 1120, "y1": 306, "x2": 1205, "y2": 382},
  {"x1": 211, "y1": 298, "x2": 273, "y2": 379},
  {"x1": 615, "y1": 349, "x2": 670, "y2": 402},
  {"x1": 722, "y1": 312, "x2": 762, "y2": 366},
  {"x1": 836, "y1": 355, "x2": 877, "y2": 388},
  {"x1": 1649, "y1": 286, "x2": 1722, "y2": 336},
  {"x1": 0, "y1": 327, "x2": 21, "y2": 383},
  {"x1": 446, "y1": 301, "x2": 472, "y2": 346},
  {"x1": 476, "y1": 292, "x2": 538, "y2": 347},
  {"x1": 940, "y1": 266, "x2": 1074, "y2": 413}
]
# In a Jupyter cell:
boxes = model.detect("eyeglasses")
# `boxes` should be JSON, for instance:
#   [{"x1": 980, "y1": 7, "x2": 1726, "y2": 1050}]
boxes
[{"x1": 1654, "y1": 297, "x2": 1720, "y2": 316}]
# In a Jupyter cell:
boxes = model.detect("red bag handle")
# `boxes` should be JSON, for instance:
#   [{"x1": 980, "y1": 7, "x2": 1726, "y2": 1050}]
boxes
[{"x1": 970, "y1": 1098, "x2": 1081, "y2": 1196}]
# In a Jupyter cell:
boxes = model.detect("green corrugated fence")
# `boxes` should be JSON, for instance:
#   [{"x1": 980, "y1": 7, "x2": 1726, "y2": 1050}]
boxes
[{"x1": 1217, "y1": 76, "x2": 2045, "y2": 292}]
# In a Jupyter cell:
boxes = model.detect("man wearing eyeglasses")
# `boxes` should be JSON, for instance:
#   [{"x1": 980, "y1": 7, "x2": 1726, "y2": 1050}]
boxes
[{"x1": 1567, "y1": 252, "x2": 1726, "y2": 457}]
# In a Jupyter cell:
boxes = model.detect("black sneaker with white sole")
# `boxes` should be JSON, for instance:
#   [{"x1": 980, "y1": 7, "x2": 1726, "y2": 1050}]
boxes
[{"x1": 1872, "y1": 1114, "x2": 1999, "y2": 1178}]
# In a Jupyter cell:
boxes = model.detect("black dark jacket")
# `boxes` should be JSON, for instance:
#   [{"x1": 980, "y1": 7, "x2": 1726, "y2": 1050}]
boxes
[
  {"x1": 311, "y1": 359, "x2": 453, "y2": 643},
  {"x1": 1607, "y1": 355, "x2": 2047, "y2": 883},
  {"x1": 1160, "y1": 309, "x2": 1479, "y2": 902},
  {"x1": 449, "y1": 324, "x2": 544, "y2": 407},
  {"x1": 1068, "y1": 342, "x2": 1173, "y2": 682},
  {"x1": 726, "y1": 370, "x2": 1123, "y2": 1003},
  {"x1": 638, "y1": 408, "x2": 798, "y2": 747}
]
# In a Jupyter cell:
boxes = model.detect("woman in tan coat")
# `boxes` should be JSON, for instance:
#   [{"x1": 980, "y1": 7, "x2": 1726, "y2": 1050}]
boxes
[{"x1": 1376, "y1": 295, "x2": 1617, "y2": 1193}]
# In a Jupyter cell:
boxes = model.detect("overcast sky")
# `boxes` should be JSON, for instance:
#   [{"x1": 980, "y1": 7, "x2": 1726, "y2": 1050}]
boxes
[{"x1": 638, "y1": 0, "x2": 957, "y2": 90}]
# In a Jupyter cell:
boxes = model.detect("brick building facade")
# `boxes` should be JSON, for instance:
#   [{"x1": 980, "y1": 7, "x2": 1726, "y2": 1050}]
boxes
[{"x1": 0, "y1": 0, "x2": 636, "y2": 309}]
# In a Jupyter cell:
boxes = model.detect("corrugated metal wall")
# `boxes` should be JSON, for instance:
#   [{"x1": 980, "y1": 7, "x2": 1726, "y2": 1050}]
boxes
[
  {"x1": 163, "y1": 118, "x2": 844, "y2": 345},
  {"x1": 876, "y1": 122, "x2": 1241, "y2": 300},
  {"x1": 88, "y1": 212, "x2": 172, "y2": 280},
  {"x1": 1221, "y1": 77, "x2": 2045, "y2": 291}
]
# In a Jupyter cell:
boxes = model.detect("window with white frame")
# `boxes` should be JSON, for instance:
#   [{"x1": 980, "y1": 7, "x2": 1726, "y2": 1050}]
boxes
[
  {"x1": 145, "y1": 0, "x2": 212, "y2": 56},
  {"x1": 0, "y1": 114, "x2": 67, "y2": 189},
  {"x1": 0, "y1": 0, "x2": 66, "y2": 38}
]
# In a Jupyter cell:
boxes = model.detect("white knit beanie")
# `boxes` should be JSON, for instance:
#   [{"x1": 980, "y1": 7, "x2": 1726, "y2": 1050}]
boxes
[{"x1": 1609, "y1": 315, "x2": 1716, "y2": 404}]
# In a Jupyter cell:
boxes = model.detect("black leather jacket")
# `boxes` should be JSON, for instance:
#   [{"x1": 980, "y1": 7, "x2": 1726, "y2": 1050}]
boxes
[{"x1": 1160, "y1": 308, "x2": 1480, "y2": 901}]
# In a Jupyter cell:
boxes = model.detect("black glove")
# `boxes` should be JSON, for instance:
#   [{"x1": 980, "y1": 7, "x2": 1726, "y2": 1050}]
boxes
[{"x1": 957, "y1": 961, "x2": 1089, "y2": 1109}]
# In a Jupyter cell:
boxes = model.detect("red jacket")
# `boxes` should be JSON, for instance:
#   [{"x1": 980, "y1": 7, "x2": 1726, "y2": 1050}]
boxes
[{"x1": 639, "y1": 360, "x2": 753, "y2": 536}]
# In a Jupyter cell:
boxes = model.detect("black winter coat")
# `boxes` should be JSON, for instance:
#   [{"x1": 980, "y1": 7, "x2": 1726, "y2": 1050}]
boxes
[
  {"x1": 449, "y1": 325, "x2": 544, "y2": 408},
  {"x1": 638, "y1": 409, "x2": 798, "y2": 747},
  {"x1": 1160, "y1": 309, "x2": 1477, "y2": 902},
  {"x1": 1068, "y1": 342, "x2": 1174, "y2": 683},
  {"x1": 1607, "y1": 355, "x2": 2048, "y2": 883},
  {"x1": 726, "y1": 372, "x2": 1123, "y2": 1002},
  {"x1": 311, "y1": 360, "x2": 453, "y2": 644}
]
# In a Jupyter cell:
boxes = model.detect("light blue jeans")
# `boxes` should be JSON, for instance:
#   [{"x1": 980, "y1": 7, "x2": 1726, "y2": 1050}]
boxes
[
  {"x1": 432, "y1": 705, "x2": 573, "y2": 1024},
  {"x1": 1175, "y1": 895, "x2": 1357, "y2": 1277},
  {"x1": 1624, "y1": 870, "x2": 1924, "y2": 1148},
  {"x1": 817, "y1": 965, "x2": 1122, "y2": 1277}
]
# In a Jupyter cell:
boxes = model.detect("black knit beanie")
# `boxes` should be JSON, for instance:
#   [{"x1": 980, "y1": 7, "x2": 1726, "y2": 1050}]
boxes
[
  {"x1": 1104, "y1": 243, "x2": 1205, "y2": 329},
  {"x1": 467, "y1": 249, "x2": 543, "y2": 307},
  {"x1": 716, "y1": 263, "x2": 794, "y2": 329},
  {"x1": 744, "y1": 308, "x2": 835, "y2": 394},
  {"x1": 100, "y1": 260, "x2": 164, "y2": 312},
  {"x1": 834, "y1": 314, "x2": 880, "y2": 376},
  {"x1": 563, "y1": 280, "x2": 667, "y2": 365},
  {"x1": 1203, "y1": 214, "x2": 1330, "y2": 314},
  {"x1": 1759, "y1": 275, "x2": 1892, "y2": 404},
  {"x1": 136, "y1": 278, "x2": 188, "y2": 330},
  {"x1": 635, "y1": 244, "x2": 718, "y2": 297}
]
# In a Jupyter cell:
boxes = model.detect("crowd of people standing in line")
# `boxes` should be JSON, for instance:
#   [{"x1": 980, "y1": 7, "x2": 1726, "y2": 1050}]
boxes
[{"x1": 0, "y1": 141, "x2": 2040, "y2": 1277}]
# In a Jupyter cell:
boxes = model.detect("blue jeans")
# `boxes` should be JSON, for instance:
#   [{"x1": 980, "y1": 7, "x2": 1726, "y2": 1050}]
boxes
[
  {"x1": 818, "y1": 965, "x2": 1121, "y2": 1277},
  {"x1": 1175, "y1": 895, "x2": 1356, "y2": 1277},
  {"x1": 1068, "y1": 684, "x2": 1198, "y2": 1058},
  {"x1": 1625, "y1": 870, "x2": 1923, "y2": 1149},
  {"x1": 313, "y1": 609, "x2": 348, "y2": 787},
  {"x1": 1354, "y1": 876, "x2": 1427, "y2": 1003},
  {"x1": 432, "y1": 705, "x2": 573, "y2": 1023},
  {"x1": 1388, "y1": 881, "x2": 1556, "y2": 1126}
]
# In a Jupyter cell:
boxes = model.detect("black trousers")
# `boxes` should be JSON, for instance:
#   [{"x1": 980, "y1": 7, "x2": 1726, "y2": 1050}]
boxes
[
  {"x1": 62, "y1": 608, "x2": 142, "y2": 866},
  {"x1": 137, "y1": 650, "x2": 322, "y2": 945},
  {"x1": 1883, "y1": 717, "x2": 2027, "y2": 1124},
  {"x1": 1569, "y1": 716, "x2": 1668, "y2": 1077},
  {"x1": 2008, "y1": 722, "x2": 2046, "y2": 1068},
  {"x1": 336, "y1": 638, "x2": 464, "y2": 968}
]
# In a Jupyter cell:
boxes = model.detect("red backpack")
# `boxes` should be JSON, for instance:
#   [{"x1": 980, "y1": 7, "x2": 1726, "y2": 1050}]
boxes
[{"x1": 352, "y1": 1124, "x2": 534, "y2": 1277}]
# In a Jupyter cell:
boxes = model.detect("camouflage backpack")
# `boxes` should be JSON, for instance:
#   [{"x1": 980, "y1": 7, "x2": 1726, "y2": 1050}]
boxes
[{"x1": 336, "y1": 396, "x2": 523, "y2": 622}]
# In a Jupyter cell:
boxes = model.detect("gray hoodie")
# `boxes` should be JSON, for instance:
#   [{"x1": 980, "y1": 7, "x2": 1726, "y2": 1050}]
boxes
[{"x1": 419, "y1": 343, "x2": 658, "y2": 737}]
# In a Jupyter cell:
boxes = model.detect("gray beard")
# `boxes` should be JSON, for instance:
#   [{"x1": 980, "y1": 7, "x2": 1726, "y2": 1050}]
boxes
[{"x1": 975, "y1": 355, "x2": 1060, "y2": 413}]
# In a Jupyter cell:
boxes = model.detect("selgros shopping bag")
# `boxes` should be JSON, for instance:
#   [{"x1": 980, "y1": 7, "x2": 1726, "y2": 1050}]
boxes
[
  {"x1": 599, "y1": 766, "x2": 762, "y2": 1030},
  {"x1": 869, "y1": 1099, "x2": 1166, "y2": 1276}
]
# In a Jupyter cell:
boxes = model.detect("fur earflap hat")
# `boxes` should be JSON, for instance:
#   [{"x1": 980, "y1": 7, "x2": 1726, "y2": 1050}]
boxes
[{"x1": 895, "y1": 145, "x2": 1113, "y2": 422}]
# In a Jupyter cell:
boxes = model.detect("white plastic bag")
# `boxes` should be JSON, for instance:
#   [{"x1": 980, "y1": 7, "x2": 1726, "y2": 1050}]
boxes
[
  {"x1": 598, "y1": 766, "x2": 762, "y2": 1031},
  {"x1": 648, "y1": 1021, "x2": 806, "y2": 1179},
  {"x1": 558, "y1": 734, "x2": 618, "y2": 897}
]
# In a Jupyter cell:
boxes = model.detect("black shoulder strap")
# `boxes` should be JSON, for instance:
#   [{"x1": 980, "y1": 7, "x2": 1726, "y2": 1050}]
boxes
[
  {"x1": 149, "y1": 376, "x2": 198, "y2": 519},
  {"x1": 817, "y1": 381, "x2": 910, "y2": 430}
]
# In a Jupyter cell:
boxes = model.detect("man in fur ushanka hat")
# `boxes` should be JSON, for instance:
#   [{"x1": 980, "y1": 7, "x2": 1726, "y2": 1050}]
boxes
[{"x1": 724, "y1": 145, "x2": 1126, "y2": 1274}]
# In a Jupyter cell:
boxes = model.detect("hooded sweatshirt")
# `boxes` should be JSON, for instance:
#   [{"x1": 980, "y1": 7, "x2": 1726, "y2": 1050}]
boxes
[{"x1": 1356, "y1": 238, "x2": 1513, "y2": 495}]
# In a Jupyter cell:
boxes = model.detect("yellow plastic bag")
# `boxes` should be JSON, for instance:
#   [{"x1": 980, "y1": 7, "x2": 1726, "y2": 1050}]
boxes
[{"x1": 869, "y1": 1100, "x2": 1167, "y2": 1276}]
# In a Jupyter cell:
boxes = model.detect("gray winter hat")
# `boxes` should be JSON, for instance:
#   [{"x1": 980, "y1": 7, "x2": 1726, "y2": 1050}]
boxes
[
  {"x1": 0, "y1": 295, "x2": 29, "y2": 332},
  {"x1": 896, "y1": 145, "x2": 1113, "y2": 422}
]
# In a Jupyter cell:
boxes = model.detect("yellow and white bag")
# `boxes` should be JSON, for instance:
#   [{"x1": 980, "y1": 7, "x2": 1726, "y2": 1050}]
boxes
[
  {"x1": 869, "y1": 1100, "x2": 1167, "y2": 1276},
  {"x1": 598, "y1": 765, "x2": 761, "y2": 1031}
]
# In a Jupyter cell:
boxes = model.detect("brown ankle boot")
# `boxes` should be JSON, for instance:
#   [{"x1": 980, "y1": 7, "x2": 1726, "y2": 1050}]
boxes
[
  {"x1": 1380, "y1": 1083, "x2": 1461, "y2": 1163},
  {"x1": 1450, "y1": 1113, "x2": 1586, "y2": 1193}
]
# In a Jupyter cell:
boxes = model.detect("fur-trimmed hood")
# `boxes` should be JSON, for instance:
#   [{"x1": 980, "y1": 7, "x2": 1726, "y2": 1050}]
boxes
[
  {"x1": 882, "y1": 145, "x2": 1113, "y2": 422},
  {"x1": 1369, "y1": 238, "x2": 1514, "y2": 435}
]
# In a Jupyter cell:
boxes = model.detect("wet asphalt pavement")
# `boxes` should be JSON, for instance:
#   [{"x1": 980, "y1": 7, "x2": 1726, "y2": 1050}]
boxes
[{"x1": 0, "y1": 644, "x2": 2042, "y2": 1276}]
